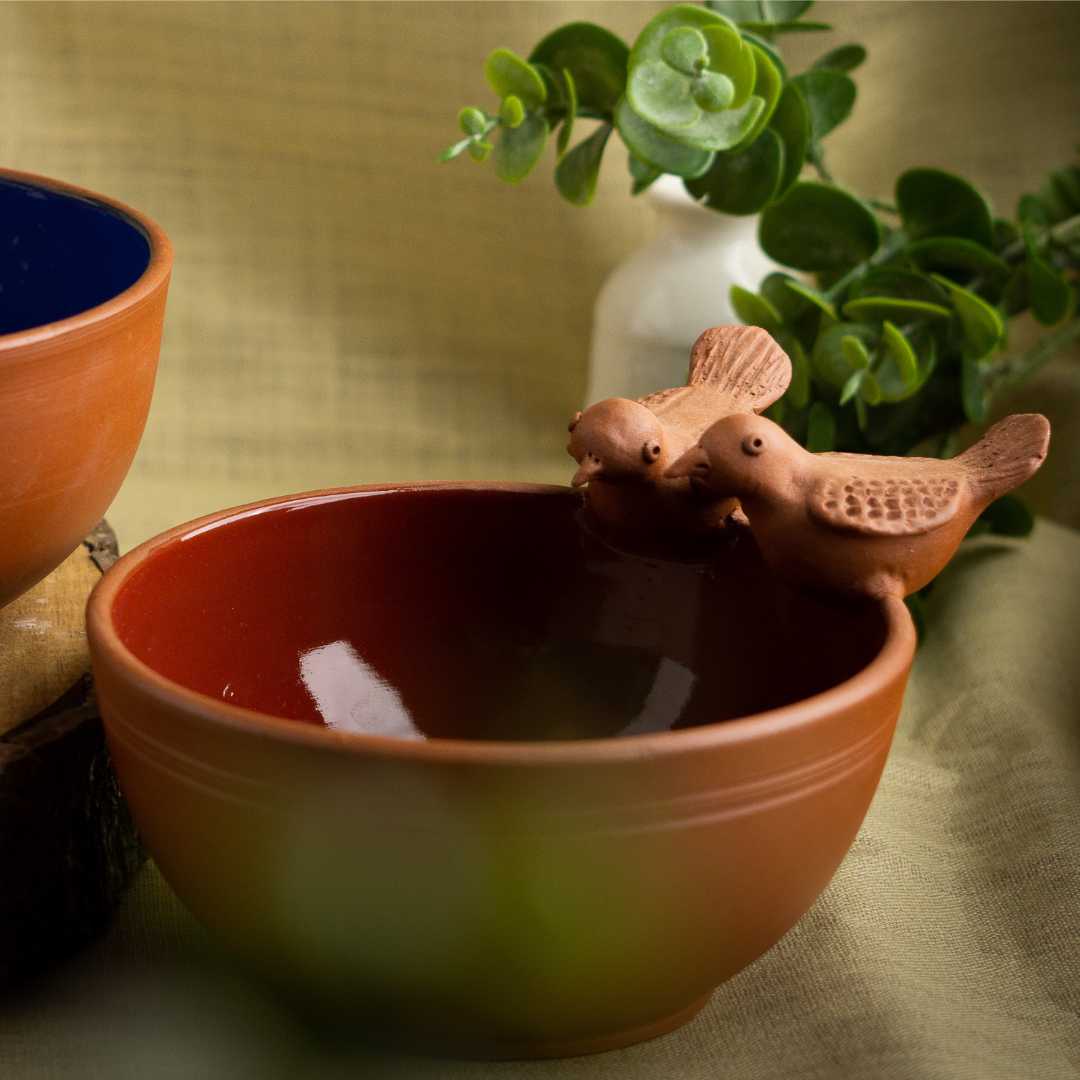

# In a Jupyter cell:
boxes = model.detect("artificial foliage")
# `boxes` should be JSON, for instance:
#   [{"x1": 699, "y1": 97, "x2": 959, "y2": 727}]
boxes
[{"x1": 442, "y1": 1, "x2": 1080, "y2": 593}]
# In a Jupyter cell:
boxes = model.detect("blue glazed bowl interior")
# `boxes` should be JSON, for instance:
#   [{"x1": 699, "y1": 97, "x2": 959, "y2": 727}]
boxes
[{"x1": 0, "y1": 176, "x2": 151, "y2": 335}]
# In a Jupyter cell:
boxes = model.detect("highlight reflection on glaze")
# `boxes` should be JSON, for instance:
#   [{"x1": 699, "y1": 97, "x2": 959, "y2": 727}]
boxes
[
  {"x1": 299, "y1": 640, "x2": 421, "y2": 739},
  {"x1": 299, "y1": 636, "x2": 700, "y2": 741}
]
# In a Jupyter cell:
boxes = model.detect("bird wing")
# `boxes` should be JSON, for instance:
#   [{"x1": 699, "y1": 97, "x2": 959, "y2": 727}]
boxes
[
  {"x1": 685, "y1": 326, "x2": 792, "y2": 410},
  {"x1": 808, "y1": 465, "x2": 964, "y2": 536},
  {"x1": 638, "y1": 385, "x2": 691, "y2": 410}
]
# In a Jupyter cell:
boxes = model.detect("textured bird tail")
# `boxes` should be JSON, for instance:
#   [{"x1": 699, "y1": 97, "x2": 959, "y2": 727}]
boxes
[
  {"x1": 958, "y1": 413, "x2": 1051, "y2": 501},
  {"x1": 686, "y1": 326, "x2": 792, "y2": 413}
]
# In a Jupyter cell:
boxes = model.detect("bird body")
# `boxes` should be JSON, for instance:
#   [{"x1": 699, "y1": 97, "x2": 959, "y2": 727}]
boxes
[
  {"x1": 667, "y1": 412, "x2": 1051, "y2": 599},
  {"x1": 567, "y1": 326, "x2": 792, "y2": 542}
]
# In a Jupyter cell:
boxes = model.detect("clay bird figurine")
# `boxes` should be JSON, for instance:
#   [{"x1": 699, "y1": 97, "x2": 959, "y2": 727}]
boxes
[
  {"x1": 666, "y1": 411, "x2": 1051, "y2": 599},
  {"x1": 567, "y1": 326, "x2": 791, "y2": 541}
]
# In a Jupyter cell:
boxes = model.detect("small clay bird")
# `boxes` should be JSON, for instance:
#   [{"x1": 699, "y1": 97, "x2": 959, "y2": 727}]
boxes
[
  {"x1": 666, "y1": 412, "x2": 1051, "y2": 599},
  {"x1": 567, "y1": 326, "x2": 791, "y2": 540}
]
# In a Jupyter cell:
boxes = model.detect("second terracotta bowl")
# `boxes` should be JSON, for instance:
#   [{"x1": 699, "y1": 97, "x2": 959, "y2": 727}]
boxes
[
  {"x1": 0, "y1": 169, "x2": 171, "y2": 608},
  {"x1": 87, "y1": 483, "x2": 915, "y2": 1058}
]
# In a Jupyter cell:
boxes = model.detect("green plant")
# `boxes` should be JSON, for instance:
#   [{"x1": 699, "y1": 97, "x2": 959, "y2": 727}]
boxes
[{"x1": 441, "y1": 1, "x2": 1080, "y2": 597}]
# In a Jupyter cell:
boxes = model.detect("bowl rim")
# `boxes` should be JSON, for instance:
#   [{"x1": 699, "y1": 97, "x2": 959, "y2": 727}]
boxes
[
  {"x1": 87, "y1": 481, "x2": 917, "y2": 765},
  {"x1": 0, "y1": 166, "x2": 173, "y2": 355}
]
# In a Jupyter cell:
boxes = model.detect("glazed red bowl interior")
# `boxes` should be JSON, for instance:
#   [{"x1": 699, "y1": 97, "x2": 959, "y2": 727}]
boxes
[{"x1": 110, "y1": 485, "x2": 888, "y2": 742}]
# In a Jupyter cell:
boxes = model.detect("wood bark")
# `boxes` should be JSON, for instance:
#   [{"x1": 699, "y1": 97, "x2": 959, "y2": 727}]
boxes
[{"x1": 0, "y1": 524, "x2": 144, "y2": 984}]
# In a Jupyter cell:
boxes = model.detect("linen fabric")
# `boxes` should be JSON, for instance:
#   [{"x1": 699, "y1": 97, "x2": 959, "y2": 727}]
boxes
[{"x1": 1, "y1": 3, "x2": 1078, "y2": 1078}]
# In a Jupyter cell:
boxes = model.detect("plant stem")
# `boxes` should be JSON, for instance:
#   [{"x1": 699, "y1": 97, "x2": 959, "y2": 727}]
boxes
[
  {"x1": 824, "y1": 229, "x2": 909, "y2": 302},
  {"x1": 807, "y1": 145, "x2": 834, "y2": 185},
  {"x1": 867, "y1": 197, "x2": 899, "y2": 215},
  {"x1": 984, "y1": 316, "x2": 1080, "y2": 397},
  {"x1": 1002, "y1": 211, "x2": 1080, "y2": 261}
]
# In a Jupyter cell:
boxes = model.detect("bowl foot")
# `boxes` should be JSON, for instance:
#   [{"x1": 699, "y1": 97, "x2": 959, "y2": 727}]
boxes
[{"x1": 445, "y1": 992, "x2": 714, "y2": 1061}]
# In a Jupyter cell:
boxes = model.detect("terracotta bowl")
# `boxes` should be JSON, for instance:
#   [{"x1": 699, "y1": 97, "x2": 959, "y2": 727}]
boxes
[
  {"x1": 0, "y1": 168, "x2": 171, "y2": 608},
  {"x1": 87, "y1": 483, "x2": 916, "y2": 1059}
]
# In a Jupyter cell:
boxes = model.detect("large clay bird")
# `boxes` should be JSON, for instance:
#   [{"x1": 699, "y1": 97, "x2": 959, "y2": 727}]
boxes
[
  {"x1": 666, "y1": 411, "x2": 1051, "y2": 599},
  {"x1": 567, "y1": 326, "x2": 791, "y2": 540}
]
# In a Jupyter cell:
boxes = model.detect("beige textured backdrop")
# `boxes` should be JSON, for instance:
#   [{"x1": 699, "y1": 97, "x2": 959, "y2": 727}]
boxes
[
  {"x1": 3, "y1": 5, "x2": 1080, "y2": 1078},
  {"x1": 2, "y1": 2, "x2": 1078, "y2": 546}
]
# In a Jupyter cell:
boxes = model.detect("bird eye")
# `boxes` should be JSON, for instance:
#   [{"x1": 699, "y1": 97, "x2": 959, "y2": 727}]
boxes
[
  {"x1": 642, "y1": 441, "x2": 662, "y2": 464},
  {"x1": 741, "y1": 434, "x2": 766, "y2": 457}
]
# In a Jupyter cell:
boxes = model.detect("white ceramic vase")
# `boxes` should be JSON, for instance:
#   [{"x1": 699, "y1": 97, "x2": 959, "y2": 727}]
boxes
[{"x1": 585, "y1": 174, "x2": 779, "y2": 404}]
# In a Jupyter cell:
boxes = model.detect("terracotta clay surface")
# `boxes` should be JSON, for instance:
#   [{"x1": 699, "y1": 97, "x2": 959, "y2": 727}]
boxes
[
  {"x1": 0, "y1": 169, "x2": 171, "y2": 609},
  {"x1": 87, "y1": 483, "x2": 915, "y2": 1058},
  {"x1": 567, "y1": 326, "x2": 791, "y2": 546},
  {"x1": 668, "y1": 412, "x2": 1051, "y2": 598}
]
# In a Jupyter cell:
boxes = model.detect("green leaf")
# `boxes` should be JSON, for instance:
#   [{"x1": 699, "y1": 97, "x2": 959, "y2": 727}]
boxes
[
  {"x1": 500, "y1": 95, "x2": 525, "y2": 129},
  {"x1": 735, "y1": 42, "x2": 782, "y2": 145},
  {"x1": 812, "y1": 320, "x2": 877, "y2": 388},
  {"x1": 1039, "y1": 166, "x2": 1080, "y2": 222},
  {"x1": 628, "y1": 7, "x2": 764, "y2": 150},
  {"x1": 847, "y1": 268, "x2": 951, "y2": 305},
  {"x1": 1028, "y1": 254, "x2": 1071, "y2": 325},
  {"x1": 979, "y1": 495, "x2": 1035, "y2": 537},
  {"x1": 439, "y1": 137, "x2": 473, "y2": 163},
  {"x1": 701, "y1": 23, "x2": 757, "y2": 107},
  {"x1": 790, "y1": 70, "x2": 855, "y2": 142},
  {"x1": 765, "y1": 398, "x2": 786, "y2": 424},
  {"x1": 493, "y1": 112, "x2": 549, "y2": 183},
  {"x1": 840, "y1": 367, "x2": 864, "y2": 405},
  {"x1": 854, "y1": 394, "x2": 869, "y2": 432},
  {"x1": 842, "y1": 297, "x2": 953, "y2": 323},
  {"x1": 729, "y1": 283, "x2": 783, "y2": 332},
  {"x1": 961, "y1": 354, "x2": 987, "y2": 422},
  {"x1": 812, "y1": 43, "x2": 867, "y2": 73},
  {"x1": 630, "y1": 59, "x2": 700, "y2": 129},
  {"x1": 485, "y1": 48, "x2": 547, "y2": 109},
  {"x1": 896, "y1": 168, "x2": 994, "y2": 247},
  {"x1": 782, "y1": 278, "x2": 837, "y2": 319},
  {"x1": 662, "y1": 26, "x2": 710, "y2": 75},
  {"x1": 760, "y1": 272, "x2": 809, "y2": 322},
  {"x1": 767, "y1": 82, "x2": 810, "y2": 196},
  {"x1": 459, "y1": 107, "x2": 488, "y2": 135},
  {"x1": 628, "y1": 154, "x2": 662, "y2": 195},
  {"x1": 615, "y1": 97, "x2": 714, "y2": 178},
  {"x1": 806, "y1": 400, "x2": 836, "y2": 451},
  {"x1": 1001, "y1": 265, "x2": 1029, "y2": 317},
  {"x1": 905, "y1": 237, "x2": 1011, "y2": 282},
  {"x1": 739, "y1": 30, "x2": 786, "y2": 79},
  {"x1": 1017, "y1": 193, "x2": 1051, "y2": 228},
  {"x1": 693, "y1": 70, "x2": 736, "y2": 112},
  {"x1": 739, "y1": 20, "x2": 831, "y2": 34},
  {"x1": 683, "y1": 127, "x2": 784, "y2": 214},
  {"x1": 784, "y1": 334, "x2": 811, "y2": 408},
  {"x1": 759, "y1": 181, "x2": 880, "y2": 271},
  {"x1": 876, "y1": 320, "x2": 920, "y2": 402},
  {"x1": 654, "y1": 94, "x2": 764, "y2": 151},
  {"x1": 555, "y1": 124, "x2": 612, "y2": 206},
  {"x1": 859, "y1": 370, "x2": 882, "y2": 405},
  {"x1": 468, "y1": 141, "x2": 493, "y2": 162},
  {"x1": 841, "y1": 333, "x2": 871, "y2": 371},
  {"x1": 556, "y1": 69, "x2": 578, "y2": 156},
  {"x1": 706, "y1": 1, "x2": 814, "y2": 20},
  {"x1": 529, "y1": 22, "x2": 630, "y2": 115},
  {"x1": 930, "y1": 274, "x2": 1005, "y2": 360}
]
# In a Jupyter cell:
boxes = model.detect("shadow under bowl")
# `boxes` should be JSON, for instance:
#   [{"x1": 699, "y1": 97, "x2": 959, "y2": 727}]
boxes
[
  {"x1": 87, "y1": 483, "x2": 916, "y2": 1058},
  {"x1": 0, "y1": 169, "x2": 171, "y2": 608}
]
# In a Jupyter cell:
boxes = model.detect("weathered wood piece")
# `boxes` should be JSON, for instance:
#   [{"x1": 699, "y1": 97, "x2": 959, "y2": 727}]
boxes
[{"x1": 0, "y1": 524, "x2": 144, "y2": 984}]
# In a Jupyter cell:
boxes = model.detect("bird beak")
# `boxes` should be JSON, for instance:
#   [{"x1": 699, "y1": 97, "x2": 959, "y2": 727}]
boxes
[
  {"x1": 571, "y1": 458, "x2": 604, "y2": 488},
  {"x1": 665, "y1": 447, "x2": 709, "y2": 481}
]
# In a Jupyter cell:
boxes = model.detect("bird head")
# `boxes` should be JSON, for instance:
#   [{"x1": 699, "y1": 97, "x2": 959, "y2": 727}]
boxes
[
  {"x1": 566, "y1": 398, "x2": 667, "y2": 488},
  {"x1": 665, "y1": 414, "x2": 793, "y2": 498}
]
